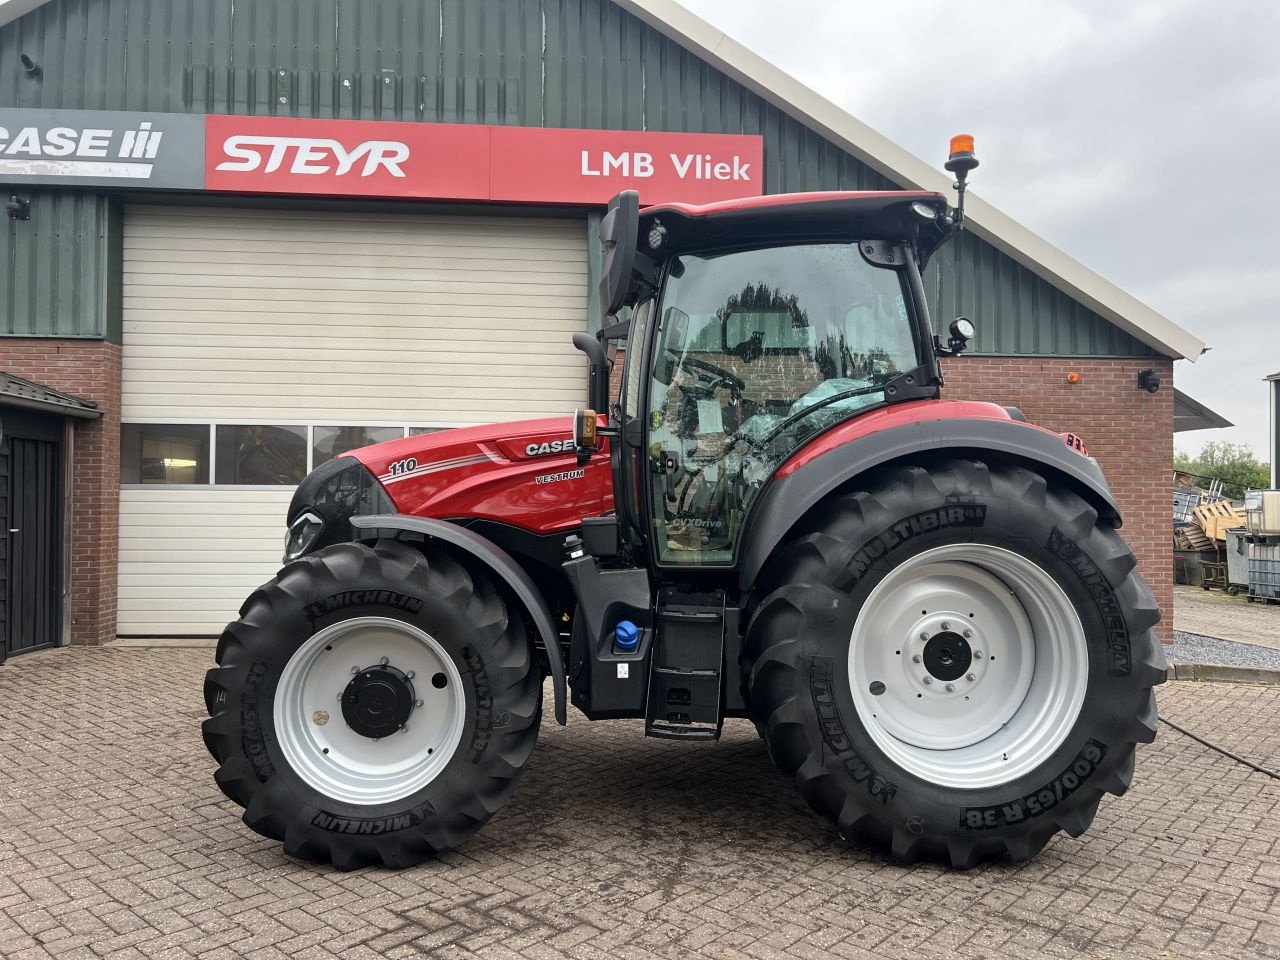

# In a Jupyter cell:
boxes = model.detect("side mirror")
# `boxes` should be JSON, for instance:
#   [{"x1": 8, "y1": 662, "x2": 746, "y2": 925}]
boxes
[
  {"x1": 599, "y1": 191, "x2": 640, "y2": 318},
  {"x1": 573, "y1": 408, "x2": 599, "y2": 464},
  {"x1": 572, "y1": 332, "x2": 609, "y2": 411}
]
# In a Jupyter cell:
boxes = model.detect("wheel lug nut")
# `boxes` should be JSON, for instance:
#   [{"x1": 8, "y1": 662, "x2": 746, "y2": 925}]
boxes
[
  {"x1": 406, "y1": 670, "x2": 416, "y2": 679},
  {"x1": 919, "y1": 632, "x2": 930, "y2": 642},
  {"x1": 974, "y1": 651, "x2": 984, "y2": 660},
  {"x1": 923, "y1": 676, "x2": 933, "y2": 685},
  {"x1": 380, "y1": 656, "x2": 390, "y2": 666},
  {"x1": 945, "y1": 683, "x2": 955, "y2": 692},
  {"x1": 400, "y1": 725, "x2": 409, "y2": 734},
  {"x1": 415, "y1": 699, "x2": 423, "y2": 708},
  {"x1": 941, "y1": 621, "x2": 951, "y2": 630},
  {"x1": 963, "y1": 629, "x2": 973, "y2": 639},
  {"x1": 967, "y1": 673, "x2": 977, "y2": 681},
  {"x1": 912, "y1": 654, "x2": 922, "y2": 663},
  {"x1": 351, "y1": 666, "x2": 360, "y2": 675}
]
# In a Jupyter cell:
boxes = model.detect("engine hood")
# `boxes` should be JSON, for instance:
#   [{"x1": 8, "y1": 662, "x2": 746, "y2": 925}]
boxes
[{"x1": 347, "y1": 416, "x2": 613, "y2": 534}]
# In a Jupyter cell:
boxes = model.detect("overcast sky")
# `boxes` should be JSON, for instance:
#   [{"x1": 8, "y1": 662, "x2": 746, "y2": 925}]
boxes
[{"x1": 683, "y1": 0, "x2": 1278, "y2": 459}]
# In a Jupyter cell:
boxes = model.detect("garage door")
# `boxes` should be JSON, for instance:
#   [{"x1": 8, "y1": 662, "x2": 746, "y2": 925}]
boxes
[{"x1": 119, "y1": 205, "x2": 587, "y2": 636}]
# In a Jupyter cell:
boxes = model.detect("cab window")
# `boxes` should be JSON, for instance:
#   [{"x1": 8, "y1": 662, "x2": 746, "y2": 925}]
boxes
[{"x1": 647, "y1": 242, "x2": 916, "y2": 565}]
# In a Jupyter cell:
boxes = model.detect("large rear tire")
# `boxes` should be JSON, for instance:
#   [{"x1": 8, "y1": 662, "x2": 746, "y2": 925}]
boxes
[
  {"x1": 203, "y1": 539, "x2": 541, "y2": 870},
  {"x1": 746, "y1": 458, "x2": 1165, "y2": 867}
]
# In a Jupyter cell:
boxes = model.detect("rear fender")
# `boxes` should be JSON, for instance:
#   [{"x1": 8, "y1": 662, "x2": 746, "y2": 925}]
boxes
[
  {"x1": 740, "y1": 417, "x2": 1122, "y2": 590},
  {"x1": 350, "y1": 514, "x2": 567, "y2": 725}
]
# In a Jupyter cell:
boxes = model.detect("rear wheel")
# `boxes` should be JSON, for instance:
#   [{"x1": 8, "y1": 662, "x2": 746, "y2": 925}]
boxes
[
  {"x1": 203, "y1": 539, "x2": 541, "y2": 869},
  {"x1": 746, "y1": 458, "x2": 1165, "y2": 867}
]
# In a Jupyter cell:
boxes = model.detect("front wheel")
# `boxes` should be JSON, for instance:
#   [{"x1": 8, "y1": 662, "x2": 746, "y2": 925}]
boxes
[
  {"x1": 746, "y1": 458, "x2": 1166, "y2": 867},
  {"x1": 203, "y1": 539, "x2": 541, "y2": 869}
]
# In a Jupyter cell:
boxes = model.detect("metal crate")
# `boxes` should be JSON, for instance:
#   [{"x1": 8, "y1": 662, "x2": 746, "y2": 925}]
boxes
[
  {"x1": 1173, "y1": 489, "x2": 1201, "y2": 522},
  {"x1": 1248, "y1": 543, "x2": 1280, "y2": 600}
]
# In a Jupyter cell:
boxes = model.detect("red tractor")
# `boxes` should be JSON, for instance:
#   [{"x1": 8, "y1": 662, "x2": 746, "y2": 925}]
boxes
[{"x1": 204, "y1": 138, "x2": 1164, "y2": 870}]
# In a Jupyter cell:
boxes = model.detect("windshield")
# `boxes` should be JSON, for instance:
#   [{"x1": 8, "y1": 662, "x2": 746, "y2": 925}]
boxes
[{"x1": 646, "y1": 242, "x2": 917, "y2": 565}]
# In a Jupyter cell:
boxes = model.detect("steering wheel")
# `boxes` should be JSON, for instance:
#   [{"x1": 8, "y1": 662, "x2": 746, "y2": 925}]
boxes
[
  {"x1": 727, "y1": 383, "x2": 888, "y2": 456},
  {"x1": 677, "y1": 354, "x2": 745, "y2": 394}
]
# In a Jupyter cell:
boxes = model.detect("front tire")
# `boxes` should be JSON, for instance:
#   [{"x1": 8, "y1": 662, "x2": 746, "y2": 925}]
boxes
[
  {"x1": 203, "y1": 539, "x2": 541, "y2": 870},
  {"x1": 746, "y1": 458, "x2": 1165, "y2": 867}
]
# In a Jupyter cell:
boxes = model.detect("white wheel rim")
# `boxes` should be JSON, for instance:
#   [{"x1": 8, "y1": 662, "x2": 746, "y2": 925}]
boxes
[
  {"x1": 274, "y1": 616, "x2": 466, "y2": 805},
  {"x1": 848, "y1": 543, "x2": 1088, "y2": 790}
]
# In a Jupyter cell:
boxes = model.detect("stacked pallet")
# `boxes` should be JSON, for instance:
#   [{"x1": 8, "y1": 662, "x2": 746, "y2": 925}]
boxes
[
  {"x1": 1193, "y1": 500, "x2": 1247, "y2": 542},
  {"x1": 1175, "y1": 499, "x2": 1247, "y2": 550},
  {"x1": 1175, "y1": 523, "x2": 1215, "y2": 551}
]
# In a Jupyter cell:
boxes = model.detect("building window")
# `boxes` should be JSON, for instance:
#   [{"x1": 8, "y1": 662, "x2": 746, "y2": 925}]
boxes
[
  {"x1": 313, "y1": 426, "x2": 403, "y2": 466},
  {"x1": 214, "y1": 425, "x2": 307, "y2": 485},
  {"x1": 121, "y1": 424, "x2": 211, "y2": 484}
]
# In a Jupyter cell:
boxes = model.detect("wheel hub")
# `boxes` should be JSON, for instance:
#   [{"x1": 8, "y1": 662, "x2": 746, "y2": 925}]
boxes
[
  {"x1": 848, "y1": 545, "x2": 1088, "y2": 789},
  {"x1": 922, "y1": 631, "x2": 972, "y2": 681},
  {"x1": 342, "y1": 663, "x2": 417, "y2": 739}
]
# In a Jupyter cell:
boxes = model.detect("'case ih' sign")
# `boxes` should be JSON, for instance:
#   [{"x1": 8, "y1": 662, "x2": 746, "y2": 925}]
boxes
[{"x1": 0, "y1": 108, "x2": 763, "y2": 205}]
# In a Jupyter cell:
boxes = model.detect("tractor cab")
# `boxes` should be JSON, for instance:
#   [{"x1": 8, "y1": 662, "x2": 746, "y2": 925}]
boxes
[{"x1": 578, "y1": 189, "x2": 962, "y2": 570}]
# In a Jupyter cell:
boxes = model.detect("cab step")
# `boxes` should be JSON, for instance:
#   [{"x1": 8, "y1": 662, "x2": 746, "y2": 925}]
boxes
[{"x1": 645, "y1": 588, "x2": 725, "y2": 741}]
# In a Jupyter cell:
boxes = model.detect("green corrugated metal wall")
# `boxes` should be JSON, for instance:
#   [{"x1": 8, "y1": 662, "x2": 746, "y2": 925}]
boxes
[
  {"x1": 1, "y1": 191, "x2": 114, "y2": 338},
  {"x1": 0, "y1": 0, "x2": 1155, "y2": 356}
]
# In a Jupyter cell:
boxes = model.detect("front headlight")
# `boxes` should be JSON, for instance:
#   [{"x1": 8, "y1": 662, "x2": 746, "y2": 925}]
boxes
[
  {"x1": 283, "y1": 456, "x2": 396, "y2": 561},
  {"x1": 283, "y1": 510, "x2": 325, "y2": 562}
]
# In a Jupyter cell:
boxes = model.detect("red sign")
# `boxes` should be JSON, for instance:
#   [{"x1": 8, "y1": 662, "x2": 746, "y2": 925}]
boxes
[{"x1": 203, "y1": 115, "x2": 762, "y2": 205}]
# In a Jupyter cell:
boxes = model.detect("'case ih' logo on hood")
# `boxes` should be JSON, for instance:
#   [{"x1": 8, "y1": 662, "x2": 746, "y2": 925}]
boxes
[
  {"x1": 215, "y1": 136, "x2": 410, "y2": 177},
  {"x1": 525, "y1": 438, "x2": 575, "y2": 457}
]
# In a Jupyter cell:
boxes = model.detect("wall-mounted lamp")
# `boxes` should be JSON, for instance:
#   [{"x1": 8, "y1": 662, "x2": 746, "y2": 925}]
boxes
[
  {"x1": 19, "y1": 53, "x2": 42, "y2": 78},
  {"x1": 6, "y1": 196, "x2": 31, "y2": 221},
  {"x1": 1137, "y1": 369, "x2": 1161, "y2": 394},
  {"x1": 1066, "y1": 371, "x2": 1081, "y2": 384}
]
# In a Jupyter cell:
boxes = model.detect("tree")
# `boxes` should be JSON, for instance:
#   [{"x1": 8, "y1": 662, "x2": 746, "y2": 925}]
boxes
[{"x1": 1173, "y1": 442, "x2": 1270, "y2": 500}]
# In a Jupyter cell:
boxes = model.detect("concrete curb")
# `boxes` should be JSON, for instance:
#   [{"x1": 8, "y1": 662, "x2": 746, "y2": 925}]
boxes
[
  {"x1": 1168, "y1": 662, "x2": 1280, "y2": 685},
  {"x1": 109, "y1": 638, "x2": 218, "y2": 649}
]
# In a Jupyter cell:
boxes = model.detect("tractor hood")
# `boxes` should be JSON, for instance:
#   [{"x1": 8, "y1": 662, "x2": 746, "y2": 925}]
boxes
[{"x1": 344, "y1": 416, "x2": 613, "y2": 534}]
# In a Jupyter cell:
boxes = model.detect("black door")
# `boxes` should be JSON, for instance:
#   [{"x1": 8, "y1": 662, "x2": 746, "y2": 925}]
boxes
[{"x1": 2, "y1": 411, "x2": 62, "y2": 658}]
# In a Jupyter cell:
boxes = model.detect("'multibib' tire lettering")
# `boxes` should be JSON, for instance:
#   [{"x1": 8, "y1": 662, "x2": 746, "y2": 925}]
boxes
[{"x1": 845, "y1": 502, "x2": 986, "y2": 582}]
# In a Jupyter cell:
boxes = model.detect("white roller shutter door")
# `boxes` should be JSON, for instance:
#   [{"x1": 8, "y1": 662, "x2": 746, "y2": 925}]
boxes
[{"x1": 119, "y1": 205, "x2": 587, "y2": 635}]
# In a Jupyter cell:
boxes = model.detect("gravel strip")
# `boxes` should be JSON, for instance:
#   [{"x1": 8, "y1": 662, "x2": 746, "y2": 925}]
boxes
[{"x1": 1170, "y1": 630, "x2": 1280, "y2": 671}]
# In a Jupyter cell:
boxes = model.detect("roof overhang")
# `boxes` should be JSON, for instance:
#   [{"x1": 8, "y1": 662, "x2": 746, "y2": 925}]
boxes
[
  {"x1": 612, "y1": 0, "x2": 1207, "y2": 362},
  {"x1": 1173, "y1": 388, "x2": 1231, "y2": 433},
  {"x1": 0, "y1": 0, "x2": 47, "y2": 29},
  {"x1": 0, "y1": 373, "x2": 101, "y2": 420}
]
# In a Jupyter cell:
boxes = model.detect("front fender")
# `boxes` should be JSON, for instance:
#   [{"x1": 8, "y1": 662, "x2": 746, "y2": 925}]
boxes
[
  {"x1": 350, "y1": 514, "x2": 567, "y2": 725},
  {"x1": 740, "y1": 416, "x2": 1122, "y2": 590}
]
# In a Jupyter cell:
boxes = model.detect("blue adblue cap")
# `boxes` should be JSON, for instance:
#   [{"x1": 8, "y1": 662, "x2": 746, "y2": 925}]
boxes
[{"x1": 614, "y1": 620, "x2": 639, "y2": 651}]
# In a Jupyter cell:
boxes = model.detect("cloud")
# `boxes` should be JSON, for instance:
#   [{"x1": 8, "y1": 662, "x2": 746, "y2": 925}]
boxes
[{"x1": 682, "y1": 0, "x2": 1280, "y2": 458}]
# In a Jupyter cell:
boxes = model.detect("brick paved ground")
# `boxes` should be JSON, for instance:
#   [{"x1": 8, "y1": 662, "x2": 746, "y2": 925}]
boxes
[
  {"x1": 1174, "y1": 584, "x2": 1280, "y2": 651},
  {"x1": 1, "y1": 648, "x2": 1278, "y2": 960}
]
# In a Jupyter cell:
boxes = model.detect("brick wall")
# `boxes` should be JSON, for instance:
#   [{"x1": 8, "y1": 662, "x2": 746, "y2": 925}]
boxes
[
  {"x1": 942, "y1": 356, "x2": 1174, "y2": 642},
  {"x1": 0, "y1": 339, "x2": 122, "y2": 645}
]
